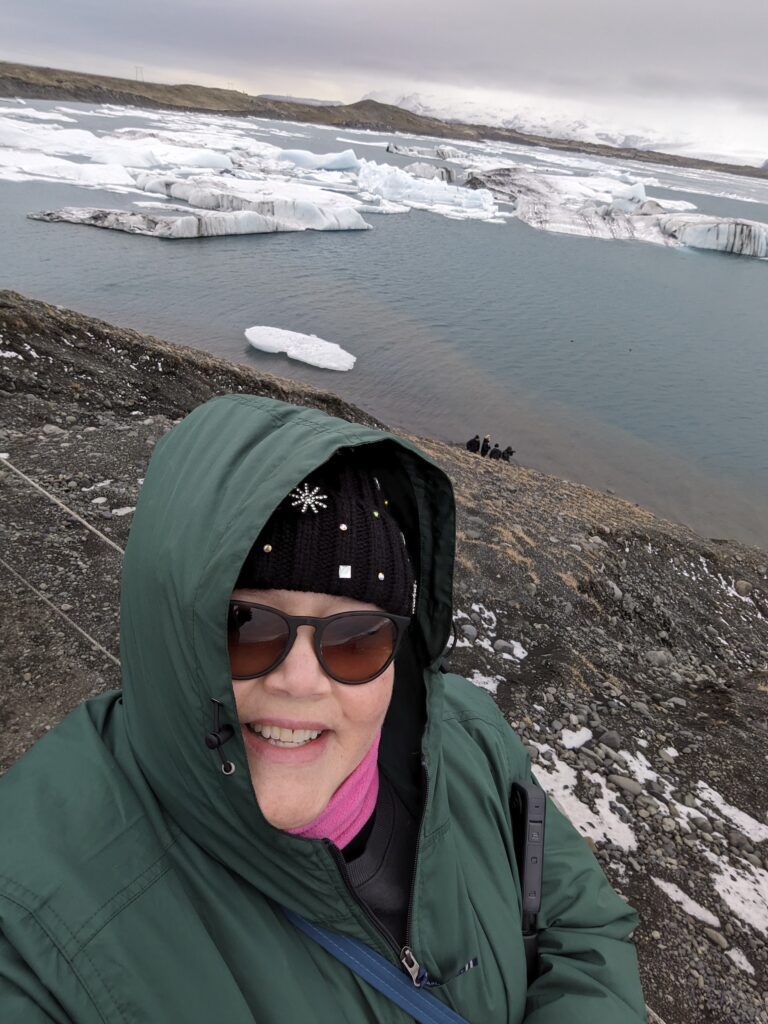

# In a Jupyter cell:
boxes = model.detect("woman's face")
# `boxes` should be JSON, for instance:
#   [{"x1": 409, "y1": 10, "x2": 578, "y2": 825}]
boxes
[{"x1": 230, "y1": 588, "x2": 395, "y2": 830}]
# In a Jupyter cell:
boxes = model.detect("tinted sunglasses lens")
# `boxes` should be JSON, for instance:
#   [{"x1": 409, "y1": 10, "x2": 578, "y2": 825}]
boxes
[
  {"x1": 321, "y1": 614, "x2": 397, "y2": 683},
  {"x1": 228, "y1": 603, "x2": 289, "y2": 677}
]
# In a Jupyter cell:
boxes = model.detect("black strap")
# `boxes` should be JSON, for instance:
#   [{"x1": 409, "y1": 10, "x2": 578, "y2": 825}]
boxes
[{"x1": 510, "y1": 781, "x2": 546, "y2": 985}]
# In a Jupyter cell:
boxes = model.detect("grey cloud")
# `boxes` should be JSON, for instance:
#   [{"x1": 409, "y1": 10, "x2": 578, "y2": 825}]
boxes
[{"x1": 3, "y1": 0, "x2": 767, "y2": 107}]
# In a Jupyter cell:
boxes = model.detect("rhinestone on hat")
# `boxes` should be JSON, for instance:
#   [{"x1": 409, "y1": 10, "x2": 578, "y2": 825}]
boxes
[
  {"x1": 263, "y1": 543, "x2": 272, "y2": 553},
  {"x1": 339, "y1": 523, "x2": 348, "y2": 531},
  {"x1": 339, "y1": 564, "x2": 352, "y2": 579},
  {"x1": 372, "y1": 510, "x2": 380, "y2": 518},
  {"x1": 378, "y1": 572, "x2": 385, "y2": 581},
  {"x1": 290, "y1": 483, "x2": 328, "y2": 514}
]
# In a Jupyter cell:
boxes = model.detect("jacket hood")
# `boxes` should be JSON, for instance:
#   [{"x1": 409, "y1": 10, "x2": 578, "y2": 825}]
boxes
[{"x1": 120, "y1": 394, "x2": 455, "y2": 921}]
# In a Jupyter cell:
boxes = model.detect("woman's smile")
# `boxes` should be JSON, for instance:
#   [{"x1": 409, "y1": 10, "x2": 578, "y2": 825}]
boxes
[{"x1": 231, "y1": 588, "x2": 395, "y2": 829}]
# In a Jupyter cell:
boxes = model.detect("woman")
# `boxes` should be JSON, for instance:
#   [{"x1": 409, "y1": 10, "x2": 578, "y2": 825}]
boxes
[{"x1": 0, "y1": 394, "x2": 646, "y2": 1022}]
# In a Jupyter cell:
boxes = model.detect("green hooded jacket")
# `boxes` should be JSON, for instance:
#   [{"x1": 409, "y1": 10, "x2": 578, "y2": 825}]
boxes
[{"x1": 0, "y1": 394, "x2": 647, "y2": 1023}]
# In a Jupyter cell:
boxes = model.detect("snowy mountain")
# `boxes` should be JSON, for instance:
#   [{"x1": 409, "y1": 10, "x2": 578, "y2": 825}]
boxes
[{"x1": 363, "y1": 90, "x2": 768, "y2": 169}]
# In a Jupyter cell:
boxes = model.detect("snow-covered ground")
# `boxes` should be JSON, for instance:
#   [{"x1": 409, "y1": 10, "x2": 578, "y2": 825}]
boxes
[
  {"x1": 454, "y1": 599, "x2": 768, "y2": 980},
  {"x1": 365, "y1": 88, "x2": 768, "y2": 170},
  {"x1": 2, "y1": 99, "x2": 766, "y2": 260}
]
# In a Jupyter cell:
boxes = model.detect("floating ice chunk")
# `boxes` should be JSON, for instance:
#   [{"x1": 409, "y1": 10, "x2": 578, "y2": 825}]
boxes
[
  {"x1": 358, "y1": 160, "x2": 497, "y2": 220},
  {"x1": 471, "y1": 166, "x2": 768, "y2": 259},
  {"x1": 0, "y1": 117, "x2": 233, "y2": 171},
  {"x1": 0, "y1": 149, "x2": 136, "y2": 188},
  {"x1": 336, "y1": 137, "x2": 389, "y2": 148},
  {"x1": 132, "y1": 173, "x2": 370, "y2": 231},
  {"x1": 659, "y1": 215, "x2": 768, "y2": 259},
  {"x1": 387, "y1": 143, "x2": 466, "y2": 161},
  {"x1": 0, "y1": 107, "x2": 76, "y2": 122},
  {"x1": 357, "y1": 197, "x2": 410, "y2": 214},
  {"x1": 29, "y1": 203, "x2": 368, "y2": 238},
  {"x1": 277, "y1": 148, "x2": 360, "y2": 171},
  {"x1": 245, "y1": 326, "x2": 355, "y2": 371},
  {"x1": 404, "y1": 161, "x2": 462, "y2": 184}
]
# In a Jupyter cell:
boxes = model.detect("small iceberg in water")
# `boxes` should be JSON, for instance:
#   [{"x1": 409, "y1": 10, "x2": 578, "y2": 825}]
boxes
[{"x1": 245, "y1": 326, "x2": 356, "y2": 371}]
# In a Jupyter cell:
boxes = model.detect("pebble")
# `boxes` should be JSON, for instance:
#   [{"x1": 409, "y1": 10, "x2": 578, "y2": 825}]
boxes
[
  {"x1": 608, "y1": 775, "x2": 643, "y2": 796},
  {"x1": 734, "y1": 580, "x2": 752, "y2": 596},
  {"x1": 692, "y1": 817, "x2": 713, "y2": 833},
  {"x1": 493, "y1": 639, "x2": 516, "y2": 654},
  {"x1": 645, "y1": 649, "x2": 673, "y2": 668},
  {"x1": 598, "y1": 730, "x2": 622, "y2": 750},
  {"x1": 703, "y1": 928, "x2": 728, "y2": 950},
  {"x1": 460, "y1": 624, "x2": 477, "y2": 642}
]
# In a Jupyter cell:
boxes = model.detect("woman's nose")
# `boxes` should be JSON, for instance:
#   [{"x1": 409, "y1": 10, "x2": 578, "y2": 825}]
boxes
[{"x1": 261, "y1": 625, "x2": 332, "y2": 697}]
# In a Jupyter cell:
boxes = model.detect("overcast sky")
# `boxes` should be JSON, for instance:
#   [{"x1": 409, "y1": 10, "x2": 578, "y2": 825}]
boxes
[{"x1": 3, "y1": 0, "x2": 767, "y2": 131}]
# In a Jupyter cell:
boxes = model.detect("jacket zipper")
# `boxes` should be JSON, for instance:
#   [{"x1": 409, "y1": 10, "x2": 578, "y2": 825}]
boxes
[{"x1": 325, "y1": 758, "x2": 430, "y2": 987}]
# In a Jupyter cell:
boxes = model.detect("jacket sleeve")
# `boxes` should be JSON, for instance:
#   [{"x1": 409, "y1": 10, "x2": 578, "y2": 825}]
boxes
[
  {"x1": 0, "y1": 933, "x2": 73, "y2": 1024},
  {"x1": 513, "y1": 748, "x2": 647, "y2": 1023}
]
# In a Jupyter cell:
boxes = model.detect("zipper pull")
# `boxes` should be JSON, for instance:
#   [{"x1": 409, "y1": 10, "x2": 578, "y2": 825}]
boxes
[{"x1": 399, "y1": 947, "x2": 427, "y2": 987}]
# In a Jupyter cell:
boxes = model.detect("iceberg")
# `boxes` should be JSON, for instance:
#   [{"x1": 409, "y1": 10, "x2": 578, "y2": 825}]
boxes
[
  {"x1": 404, "y1": 161, "x2": 464, "y2": 184},
  {"x1": 0, "y1": 107, "x2": 76, "y2": 123},
  {"x1": 659, "y1": 215, "x2": 768, "y2": 259},
  {"x1": 245, "y1": 326, "x2": 355, "y2": 371},
  {"x1": 277, "y1": 148, "x2": 360, "y2": 171},
  {"x1": 386, "y1": 143, "x2": 466, "y2": 161},
  {"x1": 131, "y1": 172, "x2": 371, "y2": 231},
  {"x1": 0, "y1": 117, "x2": 233, "y2": 171},
  {"x1": 28, "y1": 200, "x2": 370, "y2": 238},
  {"x1": 469, "y1": 167, "x2": 768, "y2": 259},
  {"x1": 357, "y1": 160, "x2": 497, "y2": 220},
  {"x1": 0, "y1": 148, "x2": 136, "y2": 188}
]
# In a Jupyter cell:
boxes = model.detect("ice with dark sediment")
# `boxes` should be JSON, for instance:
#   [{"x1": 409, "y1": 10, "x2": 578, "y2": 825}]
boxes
[
  {"x1": 469, "y1": 167, "x2": 768, "y2": 259},
  {"x1": 386, "y1": 142, "x2": 467, "y2": 161},
  {"x1": 28, "y1": 201, "x2": 369, "y2": 238},
  {"x1": 658, "y1": 216, "x2": 768, "y2": 259}
]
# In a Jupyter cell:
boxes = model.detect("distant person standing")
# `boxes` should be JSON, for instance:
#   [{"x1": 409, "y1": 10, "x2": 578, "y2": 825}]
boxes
[
  {"x1": 480, "y1": 435, "x2": 491, "y2": 457},
  {"x1": 501, "y1": 446, "x2": 516, "y2": 462},
  {"x1": 466, "y1": 434, "x2": 480, "y2": 453},
  {"x1": 489, "y1": 443, "x2": 502, "y2": 460}
]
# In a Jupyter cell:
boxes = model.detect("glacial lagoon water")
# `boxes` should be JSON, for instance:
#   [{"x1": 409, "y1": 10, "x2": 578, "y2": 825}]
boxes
[{"x1": 1, "y1": 102, "x2": 767, "y2": 546}]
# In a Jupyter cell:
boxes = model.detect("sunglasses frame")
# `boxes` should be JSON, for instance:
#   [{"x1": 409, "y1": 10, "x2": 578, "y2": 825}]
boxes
[{"x1": 228, "y1": 600, "x2": 411, "y2": 685}]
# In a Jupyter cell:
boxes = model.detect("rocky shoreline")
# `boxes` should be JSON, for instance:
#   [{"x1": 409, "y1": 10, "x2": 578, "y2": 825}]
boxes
[{"x1": 1, "y1": 290, "x2": 767, "y2": 1023}]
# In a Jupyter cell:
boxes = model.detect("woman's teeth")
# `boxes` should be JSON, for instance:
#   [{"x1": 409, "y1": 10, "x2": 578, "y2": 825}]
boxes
[{"x1": 247, "y1": 723, "x2": 323, "y2": 747}]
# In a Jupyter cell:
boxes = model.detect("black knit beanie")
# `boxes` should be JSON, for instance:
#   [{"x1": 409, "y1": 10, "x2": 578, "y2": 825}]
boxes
[{"x1": 235, "y1": 453, "x2": 417, "y2": 617}]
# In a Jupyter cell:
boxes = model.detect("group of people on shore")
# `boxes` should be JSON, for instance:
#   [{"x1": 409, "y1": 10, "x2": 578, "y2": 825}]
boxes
[{"x1": 466, "y1": 434, "x2": 515, "y2": 462}]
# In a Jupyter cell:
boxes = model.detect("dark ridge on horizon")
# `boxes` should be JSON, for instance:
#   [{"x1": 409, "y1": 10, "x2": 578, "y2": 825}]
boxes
[{"x1": 2, "y1": 59, "x2": 767, "y2": 182}]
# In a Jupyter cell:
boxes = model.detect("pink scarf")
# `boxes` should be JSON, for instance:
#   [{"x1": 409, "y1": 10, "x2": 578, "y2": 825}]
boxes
[{"x1": 285, "y1": 733, "x2": 380, "y2": 849}]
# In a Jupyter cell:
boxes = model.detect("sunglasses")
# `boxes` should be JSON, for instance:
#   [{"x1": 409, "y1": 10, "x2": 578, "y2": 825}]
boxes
[{"x1": 228, "y1": 601, "x2": 411, "y2": 685}]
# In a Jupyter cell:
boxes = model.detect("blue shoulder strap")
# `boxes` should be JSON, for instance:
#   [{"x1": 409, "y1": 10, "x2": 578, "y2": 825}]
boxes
[{"x1": 283, "y1": 909, "x2": 471, "y2": 1024}]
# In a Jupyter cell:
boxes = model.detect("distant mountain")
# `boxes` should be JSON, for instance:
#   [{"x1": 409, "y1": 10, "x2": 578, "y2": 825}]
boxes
[
  {"x1": 363, "y1": 90, "x2": 765, "y2": 168},
  {"x1": 258, "y1": 94, "x2": 343, "y2": 107}
]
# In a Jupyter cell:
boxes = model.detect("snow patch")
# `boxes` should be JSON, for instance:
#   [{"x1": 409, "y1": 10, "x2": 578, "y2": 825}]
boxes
[
  {"x1": 561, "y1": 727, "x2": 592, "y2": 749},
  {"x1": 726, "y1": 947, "x2": 755, "y2": 975},
  {"x1": 695, "y1": 782, "x2": 768, "y2": 844},
  {"x1": 651, "y1": 877, "x2": 720, "y2": 928},
  {"x1": 467, "y1": 670, "x2": 504, "y2": 694}
]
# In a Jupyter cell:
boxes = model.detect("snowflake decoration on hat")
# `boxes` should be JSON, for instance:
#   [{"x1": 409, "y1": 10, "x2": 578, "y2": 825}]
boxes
[{"x1": 290, "y1": 483, "x2": 328, "y2": 514}]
